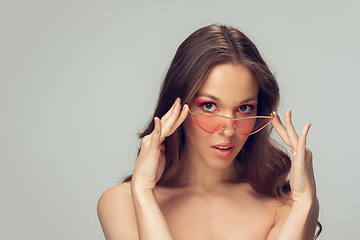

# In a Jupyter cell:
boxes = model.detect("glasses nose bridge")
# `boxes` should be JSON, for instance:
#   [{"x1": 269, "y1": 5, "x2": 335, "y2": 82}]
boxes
[{"x1": 217, "y1": 114, "x2": 237, "y2": 133}]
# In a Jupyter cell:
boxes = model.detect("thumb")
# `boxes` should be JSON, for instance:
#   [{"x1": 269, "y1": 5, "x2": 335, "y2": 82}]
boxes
[{"x1": 150, "y1": 117, "x2": 162, "y2": 150}]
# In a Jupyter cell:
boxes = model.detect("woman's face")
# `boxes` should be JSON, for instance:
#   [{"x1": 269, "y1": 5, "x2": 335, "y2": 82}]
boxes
[{"x1": 182, "y1": 63, "x2": 259, "y2": 170}]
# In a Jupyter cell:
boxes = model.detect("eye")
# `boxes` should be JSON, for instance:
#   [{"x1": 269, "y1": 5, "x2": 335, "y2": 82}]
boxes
[
  {"x1": 238, "y1": 105, "x2": 254, "y2": 114},
  {"x1": 199, "y1": 102, "x2": 218, "y2": 112}
]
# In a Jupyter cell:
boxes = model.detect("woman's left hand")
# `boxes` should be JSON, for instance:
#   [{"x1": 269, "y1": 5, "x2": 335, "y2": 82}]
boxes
[{"x1": 272, "y1": 110, "x2": 316, "y2": 203}]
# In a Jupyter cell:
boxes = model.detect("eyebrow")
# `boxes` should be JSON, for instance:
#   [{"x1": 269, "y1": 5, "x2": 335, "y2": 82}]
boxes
[
  {"x1": 239, "y1": 97, "x2": 258, "y2": 104},
  {"x1": 195, "y1": 94, "x2": 258, "y2": 104},
  {"x1": 195, "y1": 93, "x2": 221, "y2": 102}
]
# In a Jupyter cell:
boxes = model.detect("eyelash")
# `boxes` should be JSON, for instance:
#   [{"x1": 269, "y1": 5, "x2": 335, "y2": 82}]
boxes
[
  {"x1": 198, "y1": 102, "x2": 218, "y2": 112},
  {"x1": 197, "y1": 102, "x2": 255, "y2": 114},
  {"x1": 238, "y1": 105, "x2": 255, "y2": 114}
]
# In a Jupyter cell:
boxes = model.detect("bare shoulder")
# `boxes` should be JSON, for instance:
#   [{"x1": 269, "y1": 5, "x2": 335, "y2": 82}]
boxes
[
  {"x1": 266, "y1": 191, "x2": 293, "y2": 240},
  {"x1": 239, "y1": 183, "x2": 292, "y2": 209},
  {"x1": 97, "y1": 182, "x2": 138, "y2": 240},
  {"x1": 274, "y1": 192, "x2": 292, "y2": 221},
  {"x1": 98, "y1": 182, "x2": 133, "y2": 210}
]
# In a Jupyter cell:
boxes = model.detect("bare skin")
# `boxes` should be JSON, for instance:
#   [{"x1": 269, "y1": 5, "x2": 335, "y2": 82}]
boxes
[{"x1": 98, "y1": 64, "x2": 319, "y2": 240}]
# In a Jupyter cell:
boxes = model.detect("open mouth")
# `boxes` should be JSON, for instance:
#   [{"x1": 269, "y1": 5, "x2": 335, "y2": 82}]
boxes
[
  {"x1": 214, "y1": 146, "x2": 231, "y2": 150},
  {"x1": 211, "y1": 143, "x2": 235, "y2": 158}
]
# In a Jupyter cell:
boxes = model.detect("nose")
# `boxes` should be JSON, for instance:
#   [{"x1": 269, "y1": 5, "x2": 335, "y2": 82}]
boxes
[{"x1": 219, "y1": 121, "x2": 237, "y2": 136}]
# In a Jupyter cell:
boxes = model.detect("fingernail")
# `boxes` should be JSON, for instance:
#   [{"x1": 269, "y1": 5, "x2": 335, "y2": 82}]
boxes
[
  {"x1": 182, "y1": 104, "x2": 187, "y2": 111},
  {"x1": 176, "y1": 97, "x2": 181, "y2": 103},
  {"x1": 287, "y1": 109, "x2": 292, "y2": 117},
  {"x1": 273, "y1": 111, "x2": 279, "y2": 119}
]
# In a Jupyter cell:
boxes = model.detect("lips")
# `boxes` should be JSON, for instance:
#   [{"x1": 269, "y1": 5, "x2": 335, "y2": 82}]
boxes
[{"x1": 211, "y1": 142, "x2": 235, "y2": 158}]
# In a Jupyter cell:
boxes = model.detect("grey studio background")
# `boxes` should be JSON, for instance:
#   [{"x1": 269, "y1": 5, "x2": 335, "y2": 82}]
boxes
[{"x1": 1, "y1": 0, "x2": 359, "y2": 239}]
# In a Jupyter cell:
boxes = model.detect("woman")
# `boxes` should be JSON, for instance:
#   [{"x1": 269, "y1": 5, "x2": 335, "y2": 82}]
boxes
[{"x1": 97, "y1": 24, "x2": 321, "y2": 240}]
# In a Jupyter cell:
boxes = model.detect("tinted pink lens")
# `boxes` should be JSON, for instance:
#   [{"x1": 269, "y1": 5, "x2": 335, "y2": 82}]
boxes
[
  {"x1": 191, "y1": 114, "x2": 225, "y2": 133},
  {"x1": 191, "y1": 114, "x2": 272, "y2": 135},
  {"x1": 236, "y1": 117, "x2": 272, "y2": 135}
]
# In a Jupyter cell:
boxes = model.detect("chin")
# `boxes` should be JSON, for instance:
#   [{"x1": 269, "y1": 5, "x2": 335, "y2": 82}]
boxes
[
  {"x1": 203, "y1": 151, "x2": 239, "y2": 170},
  {"x1": 209, "y1": 160, "x2": 235, "y2": 170}
]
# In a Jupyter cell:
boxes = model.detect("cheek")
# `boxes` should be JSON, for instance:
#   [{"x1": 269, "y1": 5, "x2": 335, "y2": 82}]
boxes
[
  {"x1": 183, "y1": 116, "x2": 200, "y2": 137},
  {"x1": 236, "y1": 135, "x2": 249, "y2": 151},
  {"x1": 183, "y1": 116, "x2": 209, "y2": 144}
]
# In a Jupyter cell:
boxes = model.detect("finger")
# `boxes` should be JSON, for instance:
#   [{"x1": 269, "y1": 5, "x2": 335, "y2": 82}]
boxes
[
  {"x1": 165, "y1": 104, "x2": 189, "y2": 138},
  {"x1": 161, "y1": 98, "x2": 180, "y2": 123},
  {"x1": 284, "y1": 110, "x2": 299, "y2": 150},
  {"x1": 159, "y1": 104, "x2": 188, "y2": 143},
  {"x1": 271, "y1": 111, "x2": 291, "y2": 146},
  {"x1": 296, "y1": 123, "x2": 311, "y2": 162},
  {"x1": 150, "y1": 117, "x2": 162, "y2": 149},
  {"x1": 160, "y1": 98, "x2": 183, "y2": 137}
]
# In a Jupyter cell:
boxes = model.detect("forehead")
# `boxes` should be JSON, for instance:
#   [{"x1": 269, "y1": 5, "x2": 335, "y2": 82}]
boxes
[{"x1": 196, "y1": 63, "x2": 259, "y2": 104}]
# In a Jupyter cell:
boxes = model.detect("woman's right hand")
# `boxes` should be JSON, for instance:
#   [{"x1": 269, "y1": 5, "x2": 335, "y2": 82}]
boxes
[{"x1": 131, "y1": 98, "x2": 188, "y2": 192}]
